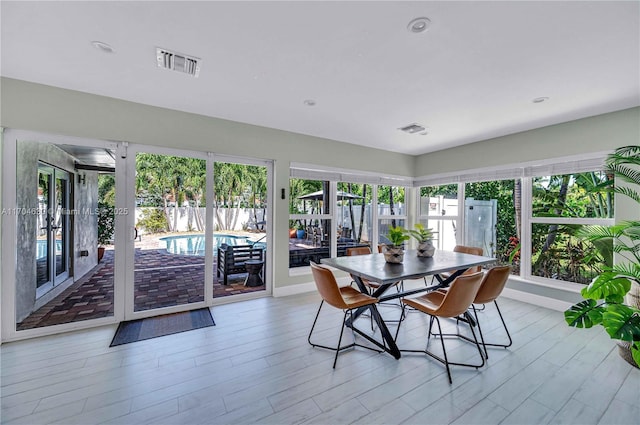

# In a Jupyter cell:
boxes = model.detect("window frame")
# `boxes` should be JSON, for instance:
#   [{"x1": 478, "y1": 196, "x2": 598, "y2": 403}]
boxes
[{"x1": 415, "y1": 151, "x2": 613, "y2": 289}]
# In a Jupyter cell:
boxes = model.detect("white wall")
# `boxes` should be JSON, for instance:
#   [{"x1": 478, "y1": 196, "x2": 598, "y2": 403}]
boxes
[
  {"x1": 415, "y1": 107, "x2": 640, "y2": 175},
  {"x1": 414, "y1": 106, "x2": 640, "y2": 306},
  {"x1": 0, "y1": 77, "x2": 414, "y2": 292},
  {"x1": 1, "y1": 77, "x2": 639, "y2": 309}
]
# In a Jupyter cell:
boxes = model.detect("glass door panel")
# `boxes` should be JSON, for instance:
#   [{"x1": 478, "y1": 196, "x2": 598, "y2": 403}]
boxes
[
  {"x1": 16, "y1": 140, "x2": 117, "y2": 332},
  {"x1": 133, "y1": 152, "x2": 207, "y2": 312},
  {"x1": 54, "y1": 171, "x2": 69, "y2": 282},
  {"x1": 212, "y1": 161, "x2": 268, "y2": 297},
  {"x1": 36, "y1": 167, "x2": 52, "y2": 288}
]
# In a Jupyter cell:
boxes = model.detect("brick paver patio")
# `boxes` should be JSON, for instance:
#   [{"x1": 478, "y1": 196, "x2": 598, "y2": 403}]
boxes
[{"x1": 17, "y1": 242, "x2": 264, "y2": 331}]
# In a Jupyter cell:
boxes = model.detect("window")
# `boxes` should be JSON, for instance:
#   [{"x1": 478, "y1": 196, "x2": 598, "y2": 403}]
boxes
[
  {"x1": 418, "y1": 184, "x2": 459, "y2": 252},
  {"x1": 336, "y1": 182, "x2": 372, "y2": 245},
  {"x1": 288, "y1": 178, "x2": 333, "y2": 268},
  {"x1": 465, "y1": 179, "x2": 520, "y2": 274},
  {"x1": 416, "y1": 153, "x2": 613, "y2": 287},
  {"x1": 377, "y1": 185, "x2": 407, "y2": 247},
  {"x1": 528, "y1": 171, "x2": 613, "y2": 284}
]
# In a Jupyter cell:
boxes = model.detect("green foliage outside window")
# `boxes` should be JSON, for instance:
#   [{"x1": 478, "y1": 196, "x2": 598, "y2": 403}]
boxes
[{"x1": 465, "y1": 180, "x2": 519, "y2": 271}]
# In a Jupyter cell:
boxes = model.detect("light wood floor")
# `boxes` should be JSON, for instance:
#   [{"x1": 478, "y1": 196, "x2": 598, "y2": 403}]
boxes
[{"x1": 1, "y1": 288, "x2": 639, "y2": 425}]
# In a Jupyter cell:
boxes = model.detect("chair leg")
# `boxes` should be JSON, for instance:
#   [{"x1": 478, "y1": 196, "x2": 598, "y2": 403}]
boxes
[
  {"x1": 309, "y1": 302, "x2": 382, "y2": 366},
  {"x1": 467, "y1": 313, "x2": 486, "y2": 369},
  {"x1": 471, "y1": 304, "x2": 488, "y2": 359},
  {"x1": 468, "y1": 300, "x2": 512, "y2": 358},
  {"x1": 402, "y1": 314, "x2": 484, "y2": 384},
  {"x1": 434, "y1": 317, "x2": 453, "y2": 385},
  {"x1": 486, "y1": 300, "x2": 513, "y2": 349},
  {"x1": 307, "y1": 300, "x2": 324, "y2": 347},
  {"x1": 394, "y1": 303, "x2": 408, "y2": 342},
  {"x1": 333, "y1": 311, "x2": 348, "y2": 368}
]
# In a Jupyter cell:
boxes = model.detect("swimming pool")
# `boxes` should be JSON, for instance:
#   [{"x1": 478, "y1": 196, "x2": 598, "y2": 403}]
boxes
[{"x1": 160, "y1": 234, "x2": 264, "y2": 256}]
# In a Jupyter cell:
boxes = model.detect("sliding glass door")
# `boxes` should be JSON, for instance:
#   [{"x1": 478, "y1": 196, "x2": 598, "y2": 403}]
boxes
[
  {"x1": 36, "y1": 164, "x2": 70, "y2": 294},
  {"x1": 127, "y1": 148, "x2": 209, "y2": 317}
]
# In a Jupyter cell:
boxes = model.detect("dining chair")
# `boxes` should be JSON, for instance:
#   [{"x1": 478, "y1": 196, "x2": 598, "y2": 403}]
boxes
[
  {"x1": 307, "y1": 262, "x2": 382, "y2": 368},
  {"x1": 431, "y1": 245, "x2": 484, "y2": 286},
  {"x1": 467, "y1": 265, "x2": 513, "y2": 359},
  {"x1": 345, "y1": 246, "x2": 405, "y2": 326},
  {"x1": 434, "y1": 265, "x2": 512, "y2": 358},
  {"x1": 397, "y1": 272, "x2": 485, "y2": 384},
  {"x1": 346, "y1": 246, "x2": 401, "y2": 294}
]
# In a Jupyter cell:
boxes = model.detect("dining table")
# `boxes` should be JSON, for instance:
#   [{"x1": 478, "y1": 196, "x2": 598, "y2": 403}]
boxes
[{"x1": 321, "y1": 249, "x2": 496, "y2": 359}]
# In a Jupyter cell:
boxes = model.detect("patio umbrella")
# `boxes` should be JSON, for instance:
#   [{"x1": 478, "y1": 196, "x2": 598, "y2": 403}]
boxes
[{"x1": 297, "y1": 190, "x2": 363, "y2": 200}]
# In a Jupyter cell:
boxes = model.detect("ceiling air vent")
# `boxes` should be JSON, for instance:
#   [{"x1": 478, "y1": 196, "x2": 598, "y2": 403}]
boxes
[
  {"x1": 156, "y1": 47, "x2": 200, "y2": 77},
  {"x1": 398, "y1": 123, "x2": 428, "y2": 135}
]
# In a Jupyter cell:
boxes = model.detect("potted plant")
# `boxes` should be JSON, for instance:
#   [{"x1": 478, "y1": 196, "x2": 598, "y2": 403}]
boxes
[
  {"x1": 407, "y1": 223, "x2": 436, "y2": 257},
  {"x1": 97, "y1": 202, "x2": 115, "y2": 262},
  {"x1": 296, "y1": 222, "x2": 306, "y2": 239},
  {"x1": 382, "y1": 226, "x2": 410, "y2": 263},
  {"x1": 564, "y1": 146, "x2": 640, "y2": 368}
]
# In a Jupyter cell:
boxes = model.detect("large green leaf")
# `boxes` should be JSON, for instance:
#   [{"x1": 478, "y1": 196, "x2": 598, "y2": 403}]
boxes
[
  {"x1": 602, "y1": 304, "x2": 640, "y2": 341},
  {"x1": 581, "y1": 272, "x2": 631, "y2": 300},
  {"x1": 565, "y1": 299, "x2": 604, "y2": 328},
  {"x1": 632, "y1": 343, "x2": 640, "y2": 368}
]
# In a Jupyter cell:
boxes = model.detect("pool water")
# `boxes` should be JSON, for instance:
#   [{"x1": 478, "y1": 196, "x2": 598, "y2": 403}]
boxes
[{"x1": 160, "y1": 234, "x2": 264, "y2": 256}]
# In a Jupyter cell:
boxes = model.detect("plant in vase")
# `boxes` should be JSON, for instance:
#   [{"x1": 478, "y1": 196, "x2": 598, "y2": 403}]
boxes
[
  {"x1": 564, "y1": 145, "x2": 640, "y2": 368},
  {"x1": 296, "y1": 222, "x2": 306, "y2": 239},
  {"x1": 382, "y1": 226, "x2": 410, "y2": 263},
  {"x1": 407, "y1": 223, "x2": 436, "y2": 257},
  {"x1": 97, "y1": 201, "x2": 115, "y2": 262}
]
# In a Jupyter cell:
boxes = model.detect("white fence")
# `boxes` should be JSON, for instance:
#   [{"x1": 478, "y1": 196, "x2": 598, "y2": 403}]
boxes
[{"x1": 135, "y1": 207, "x2": 265, "y2": 233}]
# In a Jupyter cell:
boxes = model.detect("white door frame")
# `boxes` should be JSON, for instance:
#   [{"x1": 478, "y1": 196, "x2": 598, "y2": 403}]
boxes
[
  {"x1": 1, "y1": 129, "x2": 122, "y2": 342},
  {"x1": 123, "y1": 144, "x2": 211, "y2": 320},
  {"x1": 1, "y1": 131, "x2": 274, "y2": 341}
]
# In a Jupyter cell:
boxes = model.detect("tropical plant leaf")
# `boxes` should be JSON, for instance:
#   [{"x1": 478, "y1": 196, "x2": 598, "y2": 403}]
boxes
[
  {"x1": 564, "y1": 299, "x2": 603, "y2": 328},
  {"x1": 607, "y1": 145, "x2": 640, "y2": 160},
  {"x1": 632, "y1": 343, "x2": 640, "y2": 368},
  {"x1": 608, "y1": 264, "x2": 640, "y2": 285},
  {"x1": 614, "y1": 186, "x2": 640, "y2": 204},
  {"x1": 581, "y1": 272, "x2": 631, "y2": 300},
  {"x1": 602, "y1": 304, "x2": 640, "y2": 341},
  {"x1": 577, "y1": 225, "x2": 621, "y2": 241},
  {"x1": 604, "y1": 293, "x2": 625, "y2": 304}
]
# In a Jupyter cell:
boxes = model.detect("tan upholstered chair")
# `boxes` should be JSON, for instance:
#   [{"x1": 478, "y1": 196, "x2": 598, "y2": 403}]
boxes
[
  {"x1": 307, "y1": 262, "x2": 381, "y2": 368},
  {"x1": 469, "y1": 265, "x2": 513, "y2": 358},
  {"x1": 346, "y1": 246, "x2": 405, "y2": 323},
  {"x1": 398, "y1": 272, "x2": 485, "y2": 384},
  {"x1": 345, "y1": 246, "x2": 401, "y2": 294},
  {"x1": 431, "y1": 245, "x2": 484, "y2": 286},
  {"x1": 452, "y1": 245, "x2": 484, "y2": 273}
]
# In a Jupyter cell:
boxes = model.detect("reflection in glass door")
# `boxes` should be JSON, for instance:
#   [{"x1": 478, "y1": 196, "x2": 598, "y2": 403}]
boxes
[{"x1": 36, "y1": 164, "x2": 69, "y2": 294}]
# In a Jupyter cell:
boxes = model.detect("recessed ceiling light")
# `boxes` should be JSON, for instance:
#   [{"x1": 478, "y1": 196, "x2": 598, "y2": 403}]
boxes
[
  {"x1": 91, "y1": 41, "x2": 114, "y2": 53},
  {"x1": 532, "y1": 97, "x2": 549, "y2": 103},
  {"x1": 303, "y1": 99, "x2": 316, "y2": 106},
  {"x1": 407, "y1": 17, "x2": 431, "y2": 33}
]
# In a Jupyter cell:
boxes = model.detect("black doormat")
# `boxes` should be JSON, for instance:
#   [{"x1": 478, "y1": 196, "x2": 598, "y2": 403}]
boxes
[{"x1": 110, "y1": 308, "x2": 215, "y2": 347}]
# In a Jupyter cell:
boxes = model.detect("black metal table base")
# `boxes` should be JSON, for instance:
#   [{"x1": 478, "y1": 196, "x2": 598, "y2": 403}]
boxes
[{"x1": 346, "y1": 268, "x2": 473, "y2": 360}]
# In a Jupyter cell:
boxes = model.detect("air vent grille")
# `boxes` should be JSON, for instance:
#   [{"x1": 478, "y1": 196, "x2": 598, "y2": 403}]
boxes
[
  {"x1": 399, "y1": 123, "x2": 428, "y2": 135},
  {"x1": 156, "y1": 48, "x2": 200, "y2": 77}
]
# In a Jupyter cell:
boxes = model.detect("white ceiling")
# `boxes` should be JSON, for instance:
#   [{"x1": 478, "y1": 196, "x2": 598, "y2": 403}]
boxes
[{"x1": 1, "y1": 1, "x2": 639, "y2": 156}]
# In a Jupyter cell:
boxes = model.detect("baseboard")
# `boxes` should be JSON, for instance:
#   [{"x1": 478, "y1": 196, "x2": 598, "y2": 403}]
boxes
[
  {"x1": 501, "y1": 287, "x2": 573, "y2": 312},
  {"x1": 275, "y1": 277, "x2": 573, "y2": 312}
]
